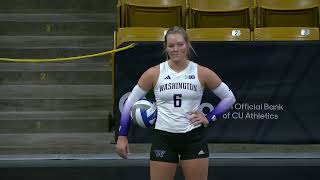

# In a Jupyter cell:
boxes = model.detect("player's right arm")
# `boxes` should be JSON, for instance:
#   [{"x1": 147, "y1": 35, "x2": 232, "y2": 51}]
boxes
[
  {"x1": 137, "y1": 65, "x2": 159, "y2": 91},
  {"x1": 116, "y1": 66, "x2": 158, "y2": 159}
]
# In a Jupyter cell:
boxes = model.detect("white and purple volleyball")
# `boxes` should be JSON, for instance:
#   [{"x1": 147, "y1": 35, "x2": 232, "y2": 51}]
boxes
[{"x1": 130, "y1": 99, "x2": 157, "y2": 128}]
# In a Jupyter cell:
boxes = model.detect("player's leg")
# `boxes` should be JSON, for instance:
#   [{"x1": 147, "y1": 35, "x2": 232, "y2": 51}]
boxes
[
  {"x1": 180, "y1": 158, "x2": 208, "y2": 180},
  {"x1": 150, "y1": 129, "x2": 179, "y2": 180},
  {"x1": 180, "y1": 126, "x2": 209, "y2": 180},
  {"x1": 150, "y1": 161, "x2": 178, "y2": 180}
]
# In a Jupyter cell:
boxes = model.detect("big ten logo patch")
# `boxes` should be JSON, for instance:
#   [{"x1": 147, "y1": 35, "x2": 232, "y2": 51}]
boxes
[{"x1": 185, "y1": 75, "x2": 195, "y2": 79}]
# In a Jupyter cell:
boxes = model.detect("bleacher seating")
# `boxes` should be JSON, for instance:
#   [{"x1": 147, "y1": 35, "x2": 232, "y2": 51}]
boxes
[
  {"x1": 116, "y1": 27, "x2": 167, "y2": 46},
  {"x1": 256, "y1": 0, "x2": 319, "y2": 27},
  {"x1": 187, "y1": 28, "x2": 251, "y2": 41},
  {"x1": 117, "y1": 0, "x2": 186, "y2": 28},
  {"x1": 115, "y1": 0, "x2": 320, "y2": 42},
  {"x1": 187, "y1": 0, "x2": 255, "y2": 30},
  {"x1": 253, "y1": 27, "x2": 319, "y2": 41}
]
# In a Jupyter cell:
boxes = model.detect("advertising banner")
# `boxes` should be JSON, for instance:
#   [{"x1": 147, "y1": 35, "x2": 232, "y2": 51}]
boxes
[{"x1": 114, "y1": 42, "x2": 320, "y2": 143}]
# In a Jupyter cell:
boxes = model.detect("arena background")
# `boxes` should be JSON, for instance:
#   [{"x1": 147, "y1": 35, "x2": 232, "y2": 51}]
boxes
[{"x1": 1, "y1": 0, "x2": 320, "y2": 179}]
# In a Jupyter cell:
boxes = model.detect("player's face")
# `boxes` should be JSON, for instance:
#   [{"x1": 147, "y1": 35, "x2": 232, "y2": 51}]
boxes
[{"x1": 166, "y1": 33, "x2": 188, "y2": 62}]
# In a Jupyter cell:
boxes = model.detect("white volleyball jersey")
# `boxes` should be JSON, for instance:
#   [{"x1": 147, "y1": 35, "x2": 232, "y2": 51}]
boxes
[{"x1": 154, "y1": 61, "x2": 204, "y2": 133}]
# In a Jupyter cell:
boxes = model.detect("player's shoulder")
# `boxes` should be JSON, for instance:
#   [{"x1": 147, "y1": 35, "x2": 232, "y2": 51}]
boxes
[
  {"x1": 147, "y1": 64, "x2": 160, "y2": 73},
  {"x1": 197, "y1": 64, "x2": 214, "y2": 75},
  {"x1": 197, "y1": 64, "x2": 221, "y2": 83},
  {"x1": 143, "y1": 64, "x2": 160, "y2": 77}
]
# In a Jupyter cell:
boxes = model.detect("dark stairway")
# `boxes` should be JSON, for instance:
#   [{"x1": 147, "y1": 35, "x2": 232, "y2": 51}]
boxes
[{"x1": 0, "y1": 0, "x2": 116, "y2": 154}]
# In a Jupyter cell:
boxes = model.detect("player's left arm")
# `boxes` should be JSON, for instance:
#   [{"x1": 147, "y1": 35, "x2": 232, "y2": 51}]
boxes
[
  {"x1": 203, "y1": 66, "x2": 236, "y2": 122},
  {"x1": 191, "y1": 66, "x2": 236, "y2": 125}
]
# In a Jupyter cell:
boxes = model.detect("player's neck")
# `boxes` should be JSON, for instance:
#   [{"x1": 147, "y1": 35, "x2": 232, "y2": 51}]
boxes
[{"x1": 167, "y1": 59, "x2": 189, "y2": 73}]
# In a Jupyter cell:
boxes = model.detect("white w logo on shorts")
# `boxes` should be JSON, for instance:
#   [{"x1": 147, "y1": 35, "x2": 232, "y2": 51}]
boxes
[{"x1": 154, "y1": 150, "x2": 166, "y2": 158}]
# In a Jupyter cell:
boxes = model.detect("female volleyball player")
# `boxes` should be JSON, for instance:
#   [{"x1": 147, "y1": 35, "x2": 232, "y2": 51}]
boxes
[{"x1": 116, "y1": 26, "x2": 236, "y2": 180}]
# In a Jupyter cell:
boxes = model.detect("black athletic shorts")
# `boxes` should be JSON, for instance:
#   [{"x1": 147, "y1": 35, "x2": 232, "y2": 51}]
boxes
[{"x1": 150, "y1": 126, "x2": 209, "y2": 163}]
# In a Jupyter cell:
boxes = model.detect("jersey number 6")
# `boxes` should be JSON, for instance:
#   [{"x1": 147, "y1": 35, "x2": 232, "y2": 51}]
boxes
[{"x1": 173, "y1": 94, "x2": 182, "y2": 107}]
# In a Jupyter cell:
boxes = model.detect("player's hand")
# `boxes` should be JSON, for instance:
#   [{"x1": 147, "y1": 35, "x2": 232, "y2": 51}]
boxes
[
  {"x1": 188, "y1": 111, "x2": 209, "y2": 125},
  {"x1": 116, "y1": 136, "x2": 129, "y2": 159}
]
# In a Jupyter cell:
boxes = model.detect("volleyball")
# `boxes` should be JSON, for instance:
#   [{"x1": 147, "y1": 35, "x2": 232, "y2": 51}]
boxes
[{"x1": 130, "y1": 99, "x2": 157, "y2": 128}]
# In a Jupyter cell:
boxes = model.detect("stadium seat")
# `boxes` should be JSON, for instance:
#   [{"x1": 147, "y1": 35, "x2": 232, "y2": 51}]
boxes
[
  {"x1": 118, "y1": 0, "x2": 186, "y2": 28},
  {"x1": 187, "y1": 0, "x2": 255, "y2": 30},
  {"x1": 116, "y1": 27, "x2": 167, "y2": 46},
  {"x1": 256, "y1": 0, "x2": 319, "y2": 27},
  {"x1": 187, "y1": 28, "x2": 251, "y2": 41},
  {"x1": 253, "y1": 27, "x2": 319, "y2": 41}
]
